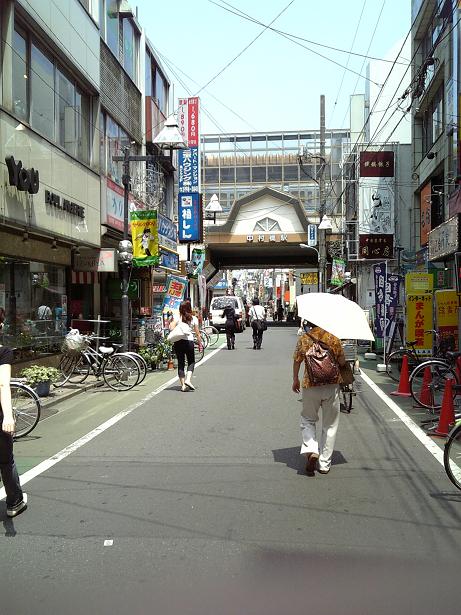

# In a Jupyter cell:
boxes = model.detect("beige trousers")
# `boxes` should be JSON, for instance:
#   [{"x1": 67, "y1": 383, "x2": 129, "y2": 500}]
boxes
[{"x1": 300, "y1": 384, "x2": 340, "y2": 471}]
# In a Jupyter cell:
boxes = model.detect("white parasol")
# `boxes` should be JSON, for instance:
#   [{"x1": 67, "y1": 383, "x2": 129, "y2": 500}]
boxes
[{"x1": 296, "y1": 293, "x2": 374, "y2": 341}]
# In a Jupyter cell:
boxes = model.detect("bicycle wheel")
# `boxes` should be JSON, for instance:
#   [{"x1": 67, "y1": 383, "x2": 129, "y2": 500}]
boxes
[
  {"x1": 54, "y1": 354, "x2": 78, "y2": 387},
  {"x1": 125, "y1": 352, "x2": 148, "y2": 384},
  {"x1": 444, "y1": 423, "x2": 461, "y2": 490},
  {"x1": 103, "y1": 354, "x2": 140, "y2": 391},
  {"x1": 199, "y1": 329, "x2": 210, "y2": 349},
  {"x1": 11, "y1": 383, "x2": 41, "y2": 438},
  {"x1": 340, "y1": 386, "x2": 353, "y2": 414},
  {"x1": 410, "y1": 361, "x2": 457, "y2": 411},
  {"x1": 386, "y1": 350, "x2": 419, "y2": 382},
  {"x1": 194, "y1": 339, "x2": 205, "y2": 363},
  {"x1": 67, "y1": 353, "x2": 92, "y2": 384},
  {"x1": 204, "y1": 325, "x2": 220, "y2": 346}
]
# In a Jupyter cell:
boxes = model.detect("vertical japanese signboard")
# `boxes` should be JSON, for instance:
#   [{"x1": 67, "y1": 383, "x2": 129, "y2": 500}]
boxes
[
  {"x1": 386, "y1": 273, "x2": 400, "y2": 332},
  {"x1": 435, "y1": 289, "x2": 459, "y2": 351},
  {"x1": 420, "y1": 182, "x2": 432, "y2": 246},
  {"x1": 178, "y1": 97, "x2": 201, "y2": 243},
  {"x1": 374, "y1": 263, "x2": 386, "y2": 338},
  {"x1": 406, "y1": 294, "x2": 434, "y2": 355},
  {"x1": 178, "y1": 148, "x2": 200, "y2": 193},
  {"x1": 162, "y1": 274, "x2": 188, "y2": 312},
  {"x1": 130, "y1": 210, "x2": 159, "y2": 266},
  {"x1": 358, "y1": 150, "x2": 395, "y2": 259},
  {"x1": 178, "y1": 193, "x2": 202, "y2": 242}
]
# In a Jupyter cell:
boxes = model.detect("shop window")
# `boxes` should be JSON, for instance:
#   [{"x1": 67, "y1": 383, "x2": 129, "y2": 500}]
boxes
[
  {"x1": 155, "y1": 69, "x2": 168, "y2": 115},
  {"x1": 145, "y1": 50, "x2": 153, "y2": 98},
  {"x1": 104, "y1": 112, "x2": 133, "y2": 185},
  {"x1": 31, "y1": 44, "x2": 55, "y2": 140},
  {"x1": 12, "y1": 29, "x2": 28, "y2": 121},
  {"x1": 106, "y1": 10, "x2": 119, "y2": 57},
  {"x1": 123, "y1": 19, "x2": 136, "y2": 81},
  {"x1": 0, "y1": 259, "x2": 67, "y2": 360},
  {"x1": 10, "y1": 26, "x2": 92, "y2": 165}
]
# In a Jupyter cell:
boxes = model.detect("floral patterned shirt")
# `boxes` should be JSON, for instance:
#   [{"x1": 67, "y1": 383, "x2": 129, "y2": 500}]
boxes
[{"x1": 293, "y1": 327, "x2": 346, "y2": 388}]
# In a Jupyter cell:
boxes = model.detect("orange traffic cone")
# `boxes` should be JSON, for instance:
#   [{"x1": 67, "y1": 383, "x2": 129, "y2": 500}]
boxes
[
  {"x1": 430, "y1": 379, "x2": 456, "y2": 438},
  {"x1": 390, "y1": 354, "x2": 412, "y2": 397},
  {"x1": 414, "y1": 366, "x2": 432, "y2": 408}
]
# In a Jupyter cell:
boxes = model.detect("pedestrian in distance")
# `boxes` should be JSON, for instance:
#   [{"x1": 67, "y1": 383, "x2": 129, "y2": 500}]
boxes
[
  {"x1": 292, "y1": 319, "x2": 346, "y2": 476},
  {"x1": 0, "y1": 308, "x2": 28, "y2": 517},
  {"x1": 221, "y1": 302, "x2": 238, "y2": 350},
  {"x1": 249, "y1": 297, "x2": 266, "y2": 350},
  {"x1": 169, "y1": 300, "x2": 203, "y2": 392}
]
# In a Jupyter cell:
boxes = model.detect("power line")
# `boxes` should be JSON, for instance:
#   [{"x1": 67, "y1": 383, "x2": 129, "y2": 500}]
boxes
[
  {"x1": 208, "y1": 0, "x2": 382, "y2": 86},
  {"x1": 338, "y1": 0, "x2": 387, "y2": 128},
  {"x1": 329, "y1": 0, "x2": 368, "y2": 126},
  {"x1": 209, "y1": 0, "x2": 410, "y2": 66},
  {"x1": 194, "y1": 0, "x2": 297, "y2": 96}
]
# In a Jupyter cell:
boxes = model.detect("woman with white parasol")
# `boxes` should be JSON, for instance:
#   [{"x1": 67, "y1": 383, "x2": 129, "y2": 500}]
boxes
[{"x1": 292, "y1": 293, "x2": 374, "y2": 475}]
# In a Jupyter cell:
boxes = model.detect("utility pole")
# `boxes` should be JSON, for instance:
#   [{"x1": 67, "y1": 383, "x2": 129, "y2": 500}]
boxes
[{"x1": 319, "y1": 94, "x2": 327, "y2": 292}]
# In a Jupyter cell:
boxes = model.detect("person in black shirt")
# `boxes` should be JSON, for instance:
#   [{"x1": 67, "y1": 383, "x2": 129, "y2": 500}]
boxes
[
  {"x1": 221, "y1": 303, "x2": 238, "y2": 350},
  {"x1": 0, "y1": 308, "x2": 27, "y2": 517}
]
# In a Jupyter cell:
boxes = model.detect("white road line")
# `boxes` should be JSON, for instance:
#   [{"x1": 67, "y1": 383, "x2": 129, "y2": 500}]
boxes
[
  {"x1": 360, "y1": 371, "x2": 460, "y2": 477},
  {"x1": 0, "y1": 343, "x2": 226, "y2": 500}
]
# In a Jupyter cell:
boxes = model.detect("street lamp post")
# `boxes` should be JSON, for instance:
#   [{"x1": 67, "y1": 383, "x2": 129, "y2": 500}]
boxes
[{"x1": 113, "y1": 115, "x2": 186, "y2": 351}]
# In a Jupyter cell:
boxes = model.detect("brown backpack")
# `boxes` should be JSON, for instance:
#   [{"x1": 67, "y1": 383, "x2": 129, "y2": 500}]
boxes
[{"x1": 305, "y1": 333, "x2": 339, "y2": 386}]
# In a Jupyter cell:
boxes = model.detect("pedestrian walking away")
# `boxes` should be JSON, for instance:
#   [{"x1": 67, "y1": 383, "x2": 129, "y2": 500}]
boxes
[
  {"x1": 221, "y1": 302, "x2": 238, "y2": 350},
  {"x1": 292, "y1": 319, "x2": 346, "y2": 475},
  {"x1": 169, "y1": 300, "x2": 202, "y2": 392},
  {"x1": 249, "y1": 297, "x2": 266, "y2": 350},
  {"x1": 0, "y1": 308, "x2": 28, "y2": 517}
]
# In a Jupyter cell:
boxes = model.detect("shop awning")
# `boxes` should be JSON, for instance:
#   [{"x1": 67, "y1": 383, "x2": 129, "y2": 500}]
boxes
[{"x1": 72, "y1": 271, "x2": 98, "y2": 284}]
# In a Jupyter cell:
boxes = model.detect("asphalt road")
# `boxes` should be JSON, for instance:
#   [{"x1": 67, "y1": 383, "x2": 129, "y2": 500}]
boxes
[{"x1": 1, "y1": 328, "x2": 461, "y2": 615}]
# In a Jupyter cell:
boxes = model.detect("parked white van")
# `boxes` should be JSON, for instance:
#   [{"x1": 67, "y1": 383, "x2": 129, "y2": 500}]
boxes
[{"x1": 209, "y1": 296, "x2": 246, "y2": 331}]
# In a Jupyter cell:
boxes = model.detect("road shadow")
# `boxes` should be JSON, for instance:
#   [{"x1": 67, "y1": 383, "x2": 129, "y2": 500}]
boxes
[
  {"x1": 272, "y1": 446, "x2": 347, "y2": 475},
  {"x1": 429, "y1": 491, "x2": 461, "y2": 503}
]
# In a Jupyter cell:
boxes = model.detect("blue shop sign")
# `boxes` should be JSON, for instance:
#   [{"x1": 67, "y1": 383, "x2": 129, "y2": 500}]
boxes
[
  {"x1": 178, "y1": 192, "x2": 202, "y2": 242},
  {"x1": 158, "y1": 214, "x2": 177, "y2": 251},
  {"x1": 178, "y1": 147, "x2": 199, "y2": 193},
  {"x1": 159, "y1": 249, "x2": 179, "y2": 272}
]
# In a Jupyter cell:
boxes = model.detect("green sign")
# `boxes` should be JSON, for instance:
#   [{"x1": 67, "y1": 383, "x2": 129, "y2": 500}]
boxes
[{"x1": 107, "y1": 279, "x2": 139, "y2": 300}]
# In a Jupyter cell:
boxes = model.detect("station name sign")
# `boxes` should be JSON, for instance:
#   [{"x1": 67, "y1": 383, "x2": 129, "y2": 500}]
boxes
[
  {"x1": 247, "y1": 234, "x2": 288, "y2": 243},
  {"x1": 45, "y1": 190, "x2": 85, "y2": 219},
  {"x1": 5, "y1": 155, "x2": 40, "y2": 194}
]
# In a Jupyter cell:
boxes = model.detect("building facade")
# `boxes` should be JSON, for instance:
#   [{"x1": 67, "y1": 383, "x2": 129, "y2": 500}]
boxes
[
  {"x1": 411, "y1": 0, "x2": 461, "y2": 272},
  {"x1": 201, "y1": 129, "x2": 350, "y2": 220},
  {"x1": 0, "y1": 0, "x2": 101, "y2": 357}
]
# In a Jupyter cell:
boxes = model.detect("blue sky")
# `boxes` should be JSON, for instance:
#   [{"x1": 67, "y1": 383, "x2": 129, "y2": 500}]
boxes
[{"x1": 136, "y1": 0, "x2": 410, "y2": 135}]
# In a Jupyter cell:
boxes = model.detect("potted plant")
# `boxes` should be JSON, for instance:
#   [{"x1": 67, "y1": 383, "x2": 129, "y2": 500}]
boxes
[
  {"x1": 21, "y1": 365, "x2": 60, "y2": 397},
  {"x1": 139, "y1": 347, "x2": 157, "y2": 370}
]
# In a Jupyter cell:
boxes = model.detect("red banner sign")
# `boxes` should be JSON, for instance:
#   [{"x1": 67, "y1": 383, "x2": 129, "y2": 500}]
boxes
[
  {"x1": 360, "y1": 151, "x2": 394, "y2": 177},
  {"x1": 187, "y1": 98, "x2": 199, "y2": 147}
]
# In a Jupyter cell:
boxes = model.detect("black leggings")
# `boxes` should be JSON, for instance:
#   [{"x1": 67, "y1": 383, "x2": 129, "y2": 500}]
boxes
[
  {"x1": 225, "y1": 323, "x2": 236, "y2": 346},
  {"x1": 174, "y1": 339, "x2": 195, "y2": 378},
  {"x1": 0, "y1": 413, "x2": 23, "y2": 506},
  {"x1": 252, "y1": 322, "x2": 264, "y2": 344}
]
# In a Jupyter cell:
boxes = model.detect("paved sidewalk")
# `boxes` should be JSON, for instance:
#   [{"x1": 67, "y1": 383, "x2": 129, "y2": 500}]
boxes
[{"x1": 357, "y1": 353, "x2": 450, "y2": 452}]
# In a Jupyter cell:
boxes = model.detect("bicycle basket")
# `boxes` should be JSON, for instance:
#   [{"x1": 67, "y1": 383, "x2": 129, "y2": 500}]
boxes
[{"x1": 62, "y1": 330, "x2": 89, "y2": 355}]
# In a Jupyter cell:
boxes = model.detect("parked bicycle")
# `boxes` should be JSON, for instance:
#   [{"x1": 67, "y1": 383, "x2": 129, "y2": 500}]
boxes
[
  {"x1": 385, "y1": 329, "x2": 450, "y2": 382},
  {"x1": 340, "y1": 341, "x2": 358, "y2": 414},
  {"x1": 409, "y1": 351, "x2": 461, "y2": 412},
  {"x1": 444, "y1": 418, "x2": 461, "y2": 491},
  {"x1": 56, "y1": 334, "x2": 141, "y2": 391},
  {"x1": 10, "y1": 380, "x2": 41, "y2": 438}
]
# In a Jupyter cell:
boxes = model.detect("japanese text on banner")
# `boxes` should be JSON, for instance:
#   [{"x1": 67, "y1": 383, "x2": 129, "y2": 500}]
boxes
[{"x1": 406, "y1": 294, "x2": 433, "y2": 355}]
